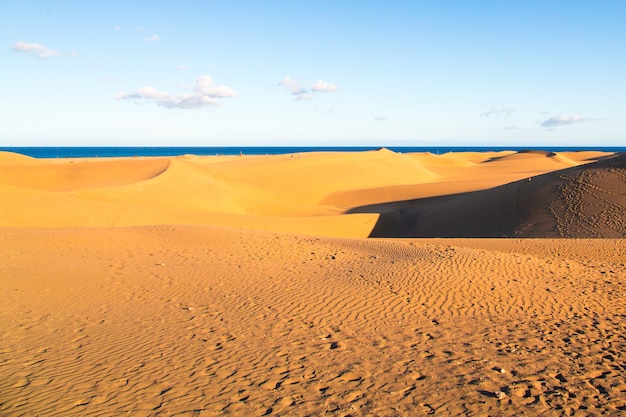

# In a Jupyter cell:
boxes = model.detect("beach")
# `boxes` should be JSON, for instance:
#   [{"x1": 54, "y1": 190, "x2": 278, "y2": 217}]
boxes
[{"x1": 1, "y1": 149, "x2": 625, "y2": 416}]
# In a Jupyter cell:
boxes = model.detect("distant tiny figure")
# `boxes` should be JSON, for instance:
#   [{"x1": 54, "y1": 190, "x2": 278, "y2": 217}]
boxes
[
  {"x1": 528, "y1": 177, "x2": 532, "y2": 181},
  {"x1": 298, "y1": 153, "x2": 302, "y2": 158},
  {"x1": 291, "y1": 154, "x2": 294, "y2": 159}
]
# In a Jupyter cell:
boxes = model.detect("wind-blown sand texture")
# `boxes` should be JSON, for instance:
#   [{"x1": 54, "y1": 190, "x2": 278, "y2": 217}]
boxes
[{"x1": 1, "y1": 149, "x2": 625, "y2": 416}]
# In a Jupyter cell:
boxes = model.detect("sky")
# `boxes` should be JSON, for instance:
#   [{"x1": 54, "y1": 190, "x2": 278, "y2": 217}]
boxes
[{"x1": 2, "y1": 1, "x2": 626, "y2": 147}]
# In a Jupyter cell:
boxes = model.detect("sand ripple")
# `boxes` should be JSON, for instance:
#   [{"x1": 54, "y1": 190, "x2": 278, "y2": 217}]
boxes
[{"x1": 2, "y1": 226, "x2": 625, "y2": 415}]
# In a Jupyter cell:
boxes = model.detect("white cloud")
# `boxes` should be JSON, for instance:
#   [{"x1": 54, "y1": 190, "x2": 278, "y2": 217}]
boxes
[
  {"x1": 279, "y1": 76, "x2": 305, "y2": 93},
  {"x1": 279, "y1": 76, "x2": 337, "y2": 101},
  {"x1": 113, "y1": 25, "x2": 122, "y2": 30},
  {"x1": 278, "y1": 76, "x2": 299, "y2": 92},
  {"x1": 115, "y1": 75, "x2": 236, "y2": 109},
  {"x1": 540, "y1": 114, "x2": 594, "y2": 128},
  {"x1": 144, "y1": 34, "x2": 159, "y2": 42},
  {"x1": 195, "y1": 75, "x2": 237, "y2": 97},
  {"x1": 374, "y1": 117, "x2": 387, "y2": 122},
  {"x1": 11, "y1": 41, "x2": 59, "y2": 58},
  {"x1": 278, "y1": 76, "x2": 312, "y2": 100},
  {"x1": 177, "y1": 64, "x2": 190, "y2": 70},
  {"x1": 311, "y1": 80, "x2": 337, "y2": 92},
  {"x1": 481, "y1": 107, "x2": 516, "y2": 118}
]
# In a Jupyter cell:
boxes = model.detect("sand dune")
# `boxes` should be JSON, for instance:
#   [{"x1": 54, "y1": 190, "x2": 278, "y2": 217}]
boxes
[
  {"x1": 1, "y1": 149, "x2": 618, "y2": 235},
  {"x1": 351, "y1": 152, "x2": 626, "y2": 238},
  {"x1": 2, "y1": 149, "x2": 438, "y2": 230},
  {"x1": 1, "y1": 149, "x2": 625, "y2": 416},
  {"x1": 0, "y1": 157, "x2": 170, "y2": 192}
]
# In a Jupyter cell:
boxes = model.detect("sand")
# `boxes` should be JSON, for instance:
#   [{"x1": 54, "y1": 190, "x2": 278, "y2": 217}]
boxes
[{"x1": 1, "y1": 149, "x2": 625, "y2": 416}]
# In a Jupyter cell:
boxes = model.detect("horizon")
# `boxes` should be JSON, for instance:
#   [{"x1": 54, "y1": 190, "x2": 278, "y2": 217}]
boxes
[
  {"x1": 3, "y1": 144, "x2": 625, "y2": 160},
  {"x1": 2, "y1": 1, "x2": 626, "y2": 147}
]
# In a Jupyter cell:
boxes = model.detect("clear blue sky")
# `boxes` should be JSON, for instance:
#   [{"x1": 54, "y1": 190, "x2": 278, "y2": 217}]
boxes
[{"x1": 2, "y1": 1, "x2": 625, "y2": 146}]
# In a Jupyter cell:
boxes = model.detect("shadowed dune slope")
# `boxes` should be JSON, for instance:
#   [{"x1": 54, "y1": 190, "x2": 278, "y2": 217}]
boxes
[{"x1": 350, "y1": 153, "x2": 626, "y2": 238}]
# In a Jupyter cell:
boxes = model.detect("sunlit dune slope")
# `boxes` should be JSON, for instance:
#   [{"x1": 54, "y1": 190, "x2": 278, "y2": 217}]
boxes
[
  {"x1": 351, "y1": 152, "x2": 626, "y2": 238},
  {"x1": 191, "y1": 148, "x2": 440, "y2": 210},
  {"x1": 0, "y1": 157, "x2": 170, "y2": 191},
  {"x1": 1, "y1": 149, "x2": 436, "y2": 235}
]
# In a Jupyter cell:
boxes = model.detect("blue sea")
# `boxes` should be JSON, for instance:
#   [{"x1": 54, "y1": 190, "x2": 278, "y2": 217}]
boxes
[{"x1": 1, "y1": 146, "x2": 625, "y2": 159}]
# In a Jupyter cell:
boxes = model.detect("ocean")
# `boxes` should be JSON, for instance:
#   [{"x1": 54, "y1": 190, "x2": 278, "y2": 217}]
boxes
[{"x1": 1, "y1": 146, "x2": 625, "y2": 159}]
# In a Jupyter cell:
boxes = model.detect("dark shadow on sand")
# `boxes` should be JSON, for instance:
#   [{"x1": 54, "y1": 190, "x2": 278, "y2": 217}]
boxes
[{"x1": 346, "y1": 153, "x2": 626, "y2": 238}]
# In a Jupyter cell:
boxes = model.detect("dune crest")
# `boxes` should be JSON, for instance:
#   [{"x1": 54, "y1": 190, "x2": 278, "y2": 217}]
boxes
[
  {"x1": 0, "y1": 157, "x2": 170, "y2": 192},
  {"x1": 0, "y1": 151, "x2": 37, "y2": 164}
]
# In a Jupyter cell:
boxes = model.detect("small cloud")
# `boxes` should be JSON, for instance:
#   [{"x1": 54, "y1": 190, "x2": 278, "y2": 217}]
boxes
[
  {"x1": 144, "y1": 34, "x2": 159, "y2": 42},
  {"x1": 115, "y1": 75, "x2": 236, "y2": 109},
  {"x1": 374, "y1": 117, "x2": 387, "y2": 122},
  {"x1": 481, "y1": 107, "x2": 516, "y2": 118},
  {"x1": 311, "y1": 80, "x2": 337, "y2": 92},
  {"x1": 279, "y1": 76, "x2": 337, "y2": 101},
  {"x1": 278, "y1": 76, "x2": 303, "y2": 93},
  {"x1": 113, "y1": 25, "x2": 122, "y2": 30},
  {"x1": 540, "y1": 114, "x2": 595, "y2": 128},
  {"x1": 11, "y1": 41, "x2": 58, "y2": 59},
  {"x1": 177, "y1": 64, "x2": 190, "y2": 70},
  {"x1": 278, "y1": 76, "x2": 312, "y2": 100}
]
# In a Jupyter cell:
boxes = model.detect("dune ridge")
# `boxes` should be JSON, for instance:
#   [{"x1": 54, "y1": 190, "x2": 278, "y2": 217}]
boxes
[{"x1": 0, "y1": 157, "x2": 170, "y2": 192}]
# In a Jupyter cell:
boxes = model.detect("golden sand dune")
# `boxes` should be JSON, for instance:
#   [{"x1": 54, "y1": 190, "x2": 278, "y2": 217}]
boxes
[
  {"x1": 0, "y1": 149, "x2": 438, "y2": 230},
  {"x1": 1, "y1": 149, "x2": 625, "y2": 416},
  {"x1": 1, "y1": 149, "x2": 617, "y2": 235}
]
